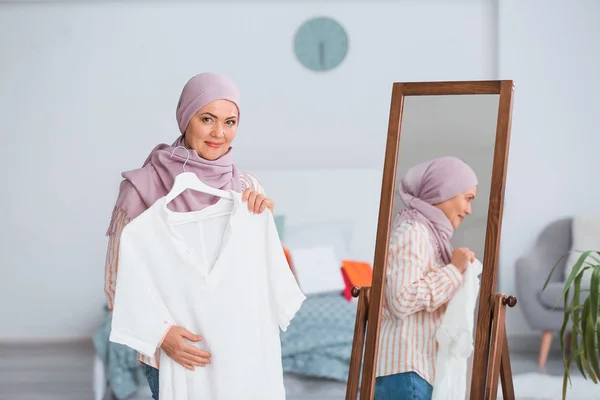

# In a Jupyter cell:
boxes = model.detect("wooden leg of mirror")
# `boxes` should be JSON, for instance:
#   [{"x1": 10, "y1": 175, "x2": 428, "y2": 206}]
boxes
[
  {"x1": 500, "y1": 328, "x2": 515, "y2": 400},
  {"x1": 485, "y1": 294, "x2": 507, "y2": 400},
  {"x1": 485, "y1": 293, "x2": 517, "y2": 400},
  {"x1": 346, "y1": 286, "x2": 371, "y2": 400}
]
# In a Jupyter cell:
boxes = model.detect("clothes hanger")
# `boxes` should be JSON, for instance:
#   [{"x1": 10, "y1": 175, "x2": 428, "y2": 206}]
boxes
[{"x1": 164, "y1": 146, "x2": 234, "y2": 205}]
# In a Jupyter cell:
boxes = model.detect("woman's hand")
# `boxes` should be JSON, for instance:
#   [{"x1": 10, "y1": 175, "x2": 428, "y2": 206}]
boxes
[
  {"x1": 450, "y1": 248, "x2": 476, "y2": 274},
  {"x1": 160, "y1": 326, "x2": 211, "y2": 370},
  {"x1": 242, "y1": 189, "x2": 274, "y2": 214}
]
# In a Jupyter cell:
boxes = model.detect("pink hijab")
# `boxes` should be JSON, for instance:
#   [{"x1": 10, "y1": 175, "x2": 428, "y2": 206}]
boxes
[
  {"x1": 107, "y1": 73, "x2": 242, "y2": 235},
  {"x1": 395, "y1": 156, "x2": 478, "y2": 264}
]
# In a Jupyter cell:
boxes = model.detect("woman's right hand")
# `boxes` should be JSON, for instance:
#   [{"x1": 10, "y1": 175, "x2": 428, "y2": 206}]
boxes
[
  {"x1": 451, "y1": 248, "x2": 476, "y2": 273},
  {"x1": 160, "y1": 326, "x2": 211, "y2": 370}
]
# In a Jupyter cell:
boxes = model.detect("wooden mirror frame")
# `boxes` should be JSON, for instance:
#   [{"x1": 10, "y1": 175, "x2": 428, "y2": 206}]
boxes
[{"x1": 347, "y1": 80, "x2": 515, "y2": 399}]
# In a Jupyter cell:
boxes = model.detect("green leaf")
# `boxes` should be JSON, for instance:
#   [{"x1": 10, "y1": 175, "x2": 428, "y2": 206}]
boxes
[
  {"x1": 561, "y1": 251, "x2": 595, "y2": 300},
  {"x1": 562, "y1": 368, "x2": 569, "y2": 400},
  {"x1": 543, "y1": 253, "x2": 569, "y2": 290},
  {"x1": 573, "y1": 283, "x2": 586, "y2": 380},
  {"x1": 588, "y1": 254, "x2": 600, "y2": 264},
  {"x1": 560, "y1": 288, "x2": 571, "y2": 369},
  {"x1": 553, "y1": 249, "x2": 600, "y2": 399},
  {"x1": 573, "y1": 273, "x2": 583, "y2": 334},
  {"x1": 586, "y1": 312, "x2": 600, "y2": 378},
  {"x1": 573, "y1": 349, "x2": 587, "y2": 382},
  {"x1": 584, "y1": 288, "x2": 600, "y2": 378},
  {"x1": 581, "y1": 300, "x2": 598, "y2": 383},
  {"x1": 581, "y1": 300, "x2": 589, "y2": 354},
  {"x1": 575, "y1": 346, "x2": 587, "y2": 379},
  {"x1": 582, "y1": 352, "x2": 598, "y2": 383},
  {"x1": 590, "y1": 264, "x2": 600, "y2": 330},
  {"x1": 597, "y1": 319, "x2": 600, "y2": 358}
]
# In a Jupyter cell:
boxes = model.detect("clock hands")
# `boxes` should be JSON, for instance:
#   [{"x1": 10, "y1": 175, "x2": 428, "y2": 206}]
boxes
[{"x1": 319, "y1": 41, "x2": 325, "y2": 68}]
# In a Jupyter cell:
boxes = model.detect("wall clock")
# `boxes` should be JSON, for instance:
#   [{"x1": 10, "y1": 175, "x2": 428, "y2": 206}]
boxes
[{"x1": 293, "y1": 17, "x2": 349, "y2": 72}]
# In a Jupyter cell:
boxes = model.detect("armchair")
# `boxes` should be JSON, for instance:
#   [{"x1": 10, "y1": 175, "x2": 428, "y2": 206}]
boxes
[{"x1": 515, "y1": 217, "x2": 573, "y2": 367}]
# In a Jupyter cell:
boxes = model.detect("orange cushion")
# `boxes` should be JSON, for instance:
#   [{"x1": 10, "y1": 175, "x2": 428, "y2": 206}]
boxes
[{"x1": 341, "y1": 260, "x2": 373, "y2": 287}]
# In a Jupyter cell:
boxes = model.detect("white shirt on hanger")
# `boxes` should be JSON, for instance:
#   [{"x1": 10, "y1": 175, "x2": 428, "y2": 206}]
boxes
[
  {"x1": 432, "y1": 259, "x2": 483, "y2": 400},
  {"x1": 109, "y1": 191, "x2": 306, "y2": 400}
]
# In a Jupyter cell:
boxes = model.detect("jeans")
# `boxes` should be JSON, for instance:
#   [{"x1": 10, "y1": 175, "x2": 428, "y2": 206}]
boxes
[
  {"x1": 374, "y1": 371, "x2": 433, "y2": 400},
  {"x1": 142, "y1": 364, "x2": 159, "y2": 400}
]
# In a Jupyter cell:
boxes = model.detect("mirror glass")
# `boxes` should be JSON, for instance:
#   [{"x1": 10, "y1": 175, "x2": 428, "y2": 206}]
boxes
[{"x1": 375, "y1": 94, "x2": 499, "y2": 397}]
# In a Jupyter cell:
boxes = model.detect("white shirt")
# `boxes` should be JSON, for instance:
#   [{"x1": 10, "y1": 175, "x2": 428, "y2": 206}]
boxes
[
  {"x1": 109, "y1": 191, "x2": 306, "y2": 400},
  {"x1": 432, "y1": 259, "x2": 483, "y2": 400}
]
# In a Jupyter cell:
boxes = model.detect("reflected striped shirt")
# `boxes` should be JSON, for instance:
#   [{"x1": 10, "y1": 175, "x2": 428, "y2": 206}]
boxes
[
  {"x1": 104, "y1": 171, "x2": 265, "y2": 369},
  {"x1": 376, "y1": 217, "x2": 463, "y2": 385}
]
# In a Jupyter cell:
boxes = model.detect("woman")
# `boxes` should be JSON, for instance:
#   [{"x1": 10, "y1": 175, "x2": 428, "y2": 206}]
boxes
[
  {"x1": 374, "y1": 156, "x2": 478, "y2": 400},
  {"x1": 103, "y1": 72, "x2": 274, "y2": 399}
]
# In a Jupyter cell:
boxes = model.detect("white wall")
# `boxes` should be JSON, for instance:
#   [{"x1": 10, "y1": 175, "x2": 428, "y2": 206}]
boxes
[
  {"x1": 248, "y1": 168, "x2": 383, "y2": 264},
  {"x1": 497, "y1": 0, "x2": 600, "y2": 335},
  {"x1": 4, "y1": 0, "x2": 597, "y2": 342},
  {"x1": 0, "y1": 0, "x2": 495, "y2": 340}
]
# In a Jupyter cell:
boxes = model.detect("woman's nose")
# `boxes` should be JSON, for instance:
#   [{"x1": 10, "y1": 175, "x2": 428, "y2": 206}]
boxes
[{"x1": 212, "y1": 124, "x2": 225, "y2": 138}]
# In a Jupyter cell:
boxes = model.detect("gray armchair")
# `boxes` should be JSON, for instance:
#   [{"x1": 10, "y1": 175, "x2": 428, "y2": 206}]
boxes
[{"x1": 515, "y1": 217, "x2": 573, "y2": 367}]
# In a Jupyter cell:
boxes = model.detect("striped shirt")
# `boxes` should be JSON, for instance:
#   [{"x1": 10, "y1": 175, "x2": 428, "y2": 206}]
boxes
[
  {"x1": 376, "y1": 217, "x2": 463, "y2": 385},
  {"x1": 104, "y1": 171, "x2": 265, "y2": 369}
]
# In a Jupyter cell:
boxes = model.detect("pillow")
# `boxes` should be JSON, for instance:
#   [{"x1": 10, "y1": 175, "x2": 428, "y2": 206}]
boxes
[
  {"x1": 564, "y1": 215, "x2": 600, "y2": 285},
  {"x1": 283, "y1": 220, "x2": 355, "y2": 263},
  {"x1": 341, "y1": 267, "x2": 353, "y2": 301},
  {"x1": 340, "y1": 260, "x2": 373, "y2": 301},
  {"x1": 287, "y1": 246, "x2": 346, "y2": 295}
]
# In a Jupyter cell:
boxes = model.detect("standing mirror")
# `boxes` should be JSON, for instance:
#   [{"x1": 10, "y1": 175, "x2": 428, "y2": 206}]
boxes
[{"x1": 346, "y1": 81, "x2": 515, "y2": 400}]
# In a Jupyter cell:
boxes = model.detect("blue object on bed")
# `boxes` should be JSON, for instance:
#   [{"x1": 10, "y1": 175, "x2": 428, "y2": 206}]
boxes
[
  {"x1": 93, "y1": 305, "x2": 146, "y2": 400},
  {"x1": 280, "y1": 293, "x2": 357, "y2": 381}
]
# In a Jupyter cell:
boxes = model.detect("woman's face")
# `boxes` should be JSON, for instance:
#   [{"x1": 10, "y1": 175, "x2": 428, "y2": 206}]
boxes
[
  {"x1": 435, "y1": 186, "x2": 477, "y2": 229},
  {"x1": 184, "y1": 100, "x2": 239, "y2": 160}
]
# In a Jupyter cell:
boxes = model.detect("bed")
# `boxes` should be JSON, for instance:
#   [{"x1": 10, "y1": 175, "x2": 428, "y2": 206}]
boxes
[
  {"x1": 93, "y1": 293, "x2": 354, "y2": 400},
  {"x1": 93, "y1": 168, "x2": 382, "y2": 400}
]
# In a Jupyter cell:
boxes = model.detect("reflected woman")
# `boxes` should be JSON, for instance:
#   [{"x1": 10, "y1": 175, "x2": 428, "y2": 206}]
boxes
[{"x1": 374, "y1": 156, "x2": 478, "y2": 400}]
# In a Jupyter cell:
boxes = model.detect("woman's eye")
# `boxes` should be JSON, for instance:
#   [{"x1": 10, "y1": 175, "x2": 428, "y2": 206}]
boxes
[
  {"x1": 202, "y1": 117, "x2": 213, "y2": 123},
  {"x1": 226, "y1": 120, "x2": 236, "y2": 126}
]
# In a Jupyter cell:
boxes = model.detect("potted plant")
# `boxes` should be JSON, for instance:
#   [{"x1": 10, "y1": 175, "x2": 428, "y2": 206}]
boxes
[{"x1": 543, "y1": 250, "x2": 600, "y2": 399}]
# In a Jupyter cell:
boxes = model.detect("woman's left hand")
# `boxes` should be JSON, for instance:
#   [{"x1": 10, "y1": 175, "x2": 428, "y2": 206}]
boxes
[{"x1": 242, "y1": 189, "x2": 274, "y2": 214}]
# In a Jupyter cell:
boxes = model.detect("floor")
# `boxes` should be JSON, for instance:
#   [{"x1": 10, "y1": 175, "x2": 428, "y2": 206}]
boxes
[
  {"x1": 0, "y1": 341, "x2": 94, "y2": 400},
  {"x1": 0, "y1": 341, "x2": 578, "y2": 400}
]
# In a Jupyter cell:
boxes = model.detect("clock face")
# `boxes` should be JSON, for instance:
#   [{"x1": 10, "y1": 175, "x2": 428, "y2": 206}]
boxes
[{"x1": 293, "y1": 17, "x2": 349, "y2": 72}]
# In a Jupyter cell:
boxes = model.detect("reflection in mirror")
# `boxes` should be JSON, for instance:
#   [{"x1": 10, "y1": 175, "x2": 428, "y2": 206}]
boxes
[{"x1": 374, "y1": 94, "x2": 499, "y2": 399}]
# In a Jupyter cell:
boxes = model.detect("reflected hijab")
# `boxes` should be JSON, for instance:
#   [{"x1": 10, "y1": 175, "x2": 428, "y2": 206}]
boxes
[{"x1": 395, "y1": 156, "x2": 478, "y2": 264}]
